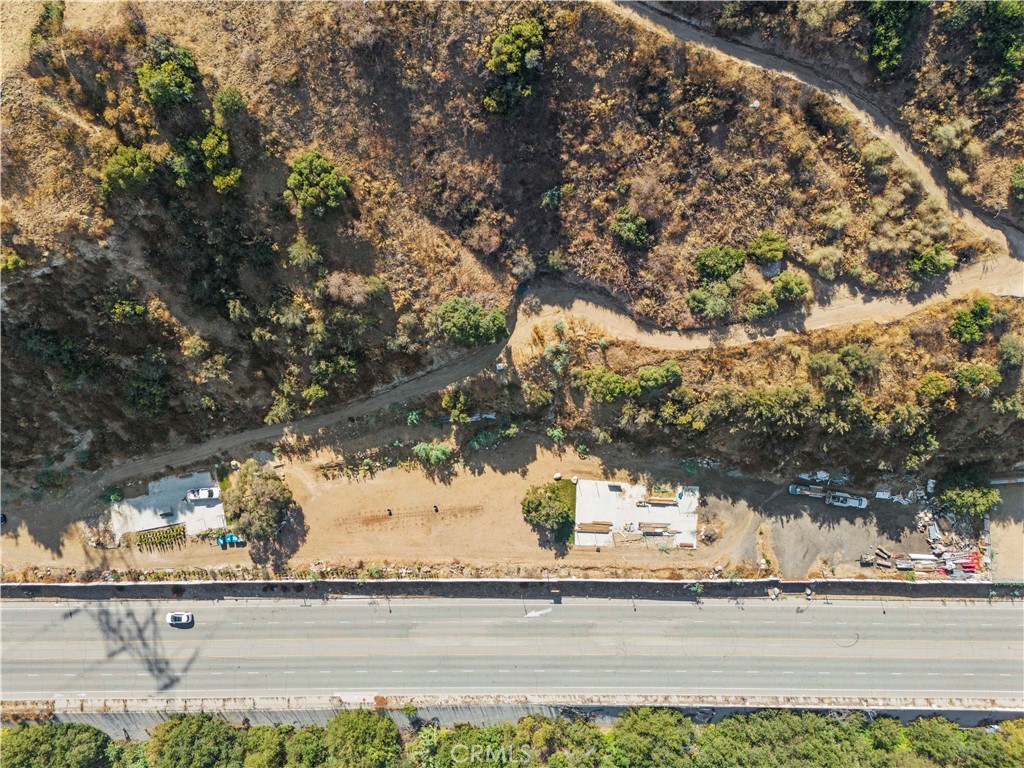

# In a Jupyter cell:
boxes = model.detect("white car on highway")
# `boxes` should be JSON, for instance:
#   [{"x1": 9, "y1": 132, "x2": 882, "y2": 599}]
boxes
[
  {"x1": 186, "y1": 487, "x2": 219, "y2": 502},
  {"x1": 166, "y1": 612, "x2": 193, "y2": 627},
  {"x1": 825, "y1": 491, "x2": 868, "y2": 509}
]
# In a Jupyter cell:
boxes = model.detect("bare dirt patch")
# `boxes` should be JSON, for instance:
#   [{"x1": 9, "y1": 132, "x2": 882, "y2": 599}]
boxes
[{"x1": 990, "y1": 484, "x2": 1024, "y2": 582}]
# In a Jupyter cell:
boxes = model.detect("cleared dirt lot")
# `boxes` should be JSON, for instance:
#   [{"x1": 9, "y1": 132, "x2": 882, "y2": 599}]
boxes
[
  {"x1": 990, "y1": 484, "x2": 1024, "y2": 582},
  {"x1": 2, "y1": 432, "x2": 938, "y2": 580}
]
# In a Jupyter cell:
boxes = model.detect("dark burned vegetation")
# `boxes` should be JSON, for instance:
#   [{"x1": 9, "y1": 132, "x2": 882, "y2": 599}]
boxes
[{"x1": 0, "y1": 1, "x2": 1013, "y2": 476}]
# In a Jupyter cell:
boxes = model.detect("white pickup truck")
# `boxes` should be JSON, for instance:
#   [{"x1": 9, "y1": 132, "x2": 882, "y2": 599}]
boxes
[
  {"x1": 825, "y1": 491, "x2": 868, "y2": 509},
  {"x1": 186, "y1": 487, "x2": 220, "y2": 502}
]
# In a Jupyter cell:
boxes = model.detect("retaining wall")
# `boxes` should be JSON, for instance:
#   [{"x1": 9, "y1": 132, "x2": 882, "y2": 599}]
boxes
[{"x1": 2, "y1": 577, "x2": 1021, "y2": 602}]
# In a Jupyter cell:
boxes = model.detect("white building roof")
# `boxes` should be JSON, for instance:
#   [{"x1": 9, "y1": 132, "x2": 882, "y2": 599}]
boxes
[
  {"x1": 110, "y1": 471, "x2": 226, "y2": 540},
  {"x1": 574, "y1": 480, "x2": 698, "y2": 548}
]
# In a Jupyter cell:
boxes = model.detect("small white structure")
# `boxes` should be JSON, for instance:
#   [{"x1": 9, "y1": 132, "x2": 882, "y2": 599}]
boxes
[
  {"x1": 110, "y1": 471, "x2": 227, "y2": 541},
  {"x1": 574, "y1": 480, "x2": 699, "y2": 549}
]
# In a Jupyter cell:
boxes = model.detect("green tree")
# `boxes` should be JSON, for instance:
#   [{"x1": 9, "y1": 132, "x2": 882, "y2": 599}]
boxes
[
  {"x1": 521, "y1": 480, "x2": 575, "y2": 540},
  {"x1": 917, "y1": 372, "x2": 953, "y2": 402},
  {"x1": 949, "y1": 297, "x2": 993, "y2": 344},
  {"x1": 637, "y1": 360, "x2": 682, "y2": 390},
  {"x1": 998, "y1": 333, "x2": 1024, "y2": 369},
  {"x1": 906, "y1": 717, "x2": 966, "y2": 766},
  {"x1": 908, "y1": 243, "x2": 957, "y2": 279},
  {"x1": 745, "y1": 230, "x2": 790, "y2": 265},
  {"x1": 867, "y1": 716, "x2": 907, "y2": 752},
  {"x1": 0, "y1": 723, "x2": 112, "y2": 768},
  {"x1": 284, "y1": 152, "x2": 350, "y2": 218},
  {"x1": 838, "y1": 344, "x2": 885, "y2": 379},
  {"x1": 954, "y1": 362, "x2": 1002, "y2": 395},
  {"x1": 222, "y1": 459, "x2": 295, "y2": 541},
  {"x1": 742, "y1": 383, "x2": 815, "y2": 437},
  {"x1": 572, "y1": 366, "x2": 641, "y2": 402},
  {"x1": 441, "y1": 389, "x2": 473, "y2": 423},
  {"x1": 101, "y1": 145, "x2": 155, "y2": 196},
  {"x1": 136, "y1": 41, "x2": 200, "y2": 108},
  {"x1": 213, "y1": 86, "x2": 247, "y2": 127},
  {"x1": 610, "y1": 707, "x2": 694, "y2": 768},
  {"x1": 287, "y1": 235, "x2": 322, "y2": 270},
  {"x1": 609, "y1": 206, "x2": 650, "y2": 249},
  {"x1": 687, "y1": 281, "x2": 733, "y2": 322},
  {"x1": 242, "y1": 726, "x2": 286, "y2": 768},
  {"x1": 323, "y1": 710, "x2": 401, "y2": 768},
  {"x1": 412, "y1": 441, "x2": 453, "y2": 466},
  {"x1": 772, "y1": 270, "x2": 811, "y2": 303},
  {"x1": 284, "y1": 727, "x2": 327, "y2": 768},
  {"x1": 865, "y1": 1, "x2": 927, "y2": 76},
  {"x1": 695, "y1": 245, "x2": 745, "y2": 281},
  {"x1": 546, "y1": 425, "x2": 566, "y2": 443},
  {"x1": 937, "y1": 466, "x2": 1002, "y2": 519},
  {"x1": 199, "y1": 126, "x2": 241, "y2": 193},
  {"x1": 146, "y1": 714, "x2": 241, "y2": 768},
  {"x1": 486, "y1": 17, "x2": 543, "y2": 76},
  {"x1": 1012, "y1": 161, "x2": 1024, "y2": 203},
  {"x1": 741, "y1": 290, "x2": 779, "y2": 321},
  {"x1": 430, "y1": 297, "x2": 507, "y2": 346}
]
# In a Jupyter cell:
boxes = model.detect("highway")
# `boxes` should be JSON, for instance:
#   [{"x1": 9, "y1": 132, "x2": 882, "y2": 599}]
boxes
[{"x1": 2, "y1": 598, "x2": 1022, "y2": 704}]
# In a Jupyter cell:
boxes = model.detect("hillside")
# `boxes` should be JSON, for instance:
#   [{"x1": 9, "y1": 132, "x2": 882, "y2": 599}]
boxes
[
  {"x1": 0, "y1": 0, "x2": 1016, "y2": 478},
  {"x1": 659, "y1": 0, "x2": 1024, "y2": 222}
]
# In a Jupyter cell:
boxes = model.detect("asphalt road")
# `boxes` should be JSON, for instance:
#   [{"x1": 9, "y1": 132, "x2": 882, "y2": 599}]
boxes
[{"x1": 2, "y1": 598, "x2": 1022, "y2": 704}]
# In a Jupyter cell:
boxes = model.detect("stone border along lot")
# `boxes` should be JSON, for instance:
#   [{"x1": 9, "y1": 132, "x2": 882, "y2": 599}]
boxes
[{"x1": 5, "y1": 577, "x2": 1023, "y2": 602}]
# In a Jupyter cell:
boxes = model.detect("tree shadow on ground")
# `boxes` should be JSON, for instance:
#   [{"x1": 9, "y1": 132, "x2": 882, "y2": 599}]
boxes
[
  {"x1": 528, "y1": 521, "x2": 571, "y2": 558},
  {"x1": 248, "y1": 506, "x2": 308, "y2": 571}
]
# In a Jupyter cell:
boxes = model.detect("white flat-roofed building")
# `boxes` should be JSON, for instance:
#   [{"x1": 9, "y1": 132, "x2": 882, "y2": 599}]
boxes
[{"x1": 574, "y1": 480, "x2": 699, "y2": 548}]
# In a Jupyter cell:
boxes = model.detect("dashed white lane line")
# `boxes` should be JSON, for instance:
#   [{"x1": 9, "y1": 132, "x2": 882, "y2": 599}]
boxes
[
  {"x1": 782, "y1": 671, "x2": 794, "y2": 675},
  {"x1": 283, "y1": 671, "x2": 295, "y2": 675}
]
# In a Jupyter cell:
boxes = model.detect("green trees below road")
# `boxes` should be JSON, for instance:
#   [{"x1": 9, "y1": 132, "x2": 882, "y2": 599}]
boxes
[{"x1": 4, "y1": 711, "x2": 1023, "y2": 768}]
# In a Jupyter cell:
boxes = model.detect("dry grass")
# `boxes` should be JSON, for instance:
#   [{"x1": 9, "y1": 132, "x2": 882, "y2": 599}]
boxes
[{"x1": 0, "y1": 0, "x2": 1006, "y2": 474}]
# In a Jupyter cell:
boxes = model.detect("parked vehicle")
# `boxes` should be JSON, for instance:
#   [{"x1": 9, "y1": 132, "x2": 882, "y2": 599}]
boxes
[
  {"x1": 825, "y1": 491, "x2": 868, "y2": 509},
  {"x1": 186, "y1": 487, "x2": 219, "y2": 502},
  {"x1": 788, "y1": 484, "x2": 826, "y2": 498},
  {"x1": 166, "y1": 612, "x2": 193, "y2": 628}
]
